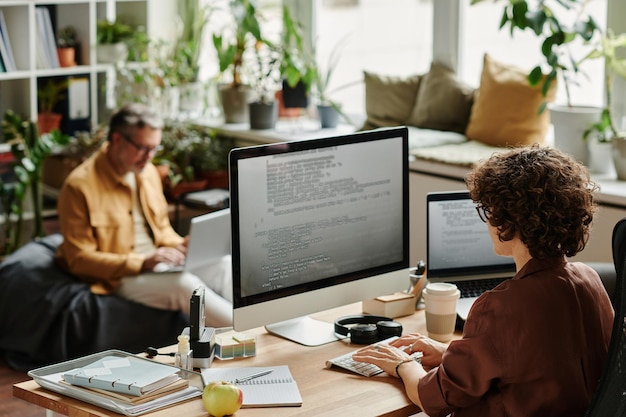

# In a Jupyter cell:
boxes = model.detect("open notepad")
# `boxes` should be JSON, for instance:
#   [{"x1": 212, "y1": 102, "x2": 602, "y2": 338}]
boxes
[{"x1": 201, "y1": 365, "x2": 302, "y2": 407}]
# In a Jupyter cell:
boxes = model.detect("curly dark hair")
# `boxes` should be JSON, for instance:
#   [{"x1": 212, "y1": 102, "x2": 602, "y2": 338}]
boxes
[{"x1": 465, "y1": 145, "x2": 598, "y2": 259}]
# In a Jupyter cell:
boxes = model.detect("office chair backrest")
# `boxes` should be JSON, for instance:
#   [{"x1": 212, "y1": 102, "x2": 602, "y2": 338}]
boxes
[{"x1": 583, "y1": 218, "x2": 626, "y2": 417}]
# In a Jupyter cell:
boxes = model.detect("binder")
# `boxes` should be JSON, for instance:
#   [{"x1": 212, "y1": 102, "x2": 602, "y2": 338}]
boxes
[
  {"x1": 201, "y1": 365, "x2": 303, "y2": 407},
  {"x1": 63, "y1": 355, "x2": 180, "y2": 396}
]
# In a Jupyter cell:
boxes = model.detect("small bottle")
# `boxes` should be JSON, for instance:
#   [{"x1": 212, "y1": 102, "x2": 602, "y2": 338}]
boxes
[{"x1": 174, "y1": 334, "x2": 193, "y2": 371}]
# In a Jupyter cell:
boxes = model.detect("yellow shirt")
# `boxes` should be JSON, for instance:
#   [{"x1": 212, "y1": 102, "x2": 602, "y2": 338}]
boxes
[{"x1": 55, "y1": 142, "x2": 184, "y2": 294}]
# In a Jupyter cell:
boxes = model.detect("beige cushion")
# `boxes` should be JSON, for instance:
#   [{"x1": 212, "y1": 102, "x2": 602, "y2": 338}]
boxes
[
  {"x1": 362, "y1": 71, "x2": 421, "y2": 129},
  {"x1": 405, "y1": 62, "x2": 475, "y2": 134},
  {"x1": 465, "y1": 54, "x2": 556, "y2": 146}
]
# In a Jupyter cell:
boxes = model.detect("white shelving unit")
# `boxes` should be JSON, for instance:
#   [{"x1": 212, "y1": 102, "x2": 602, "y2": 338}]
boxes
[{"x1": 0, "y1": 0, "x2": 152, "y2": 132}]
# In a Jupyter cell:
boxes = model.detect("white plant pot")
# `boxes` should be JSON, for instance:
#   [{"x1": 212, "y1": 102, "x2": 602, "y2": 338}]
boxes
[
  {"x1": 588, "y1": 139, "x2": 616, "y2": 177},
  {"x1": 549, "y1": 104, "x2": 602, "y2": 165},
  {"x1": 612, "y1": 137, "x2": 626, "y2": 181},
  {"x1": 96, "y1": 43, "x2": 128, "y2": 63}
]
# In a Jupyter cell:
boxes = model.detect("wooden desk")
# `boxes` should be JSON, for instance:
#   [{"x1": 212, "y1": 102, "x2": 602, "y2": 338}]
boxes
[{"x1": 14, "y1": 303, "x2": 433, "y2": 417}]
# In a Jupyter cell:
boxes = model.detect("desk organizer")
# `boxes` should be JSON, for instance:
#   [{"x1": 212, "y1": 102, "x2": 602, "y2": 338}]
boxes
[{"x1": 214, "y1": 330, "x2": 256, "y2": 360}]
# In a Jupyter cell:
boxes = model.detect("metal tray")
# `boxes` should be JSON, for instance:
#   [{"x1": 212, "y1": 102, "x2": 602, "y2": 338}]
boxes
[{"x1": 28, "y1": 349, "x2": 204, "y2": 416}]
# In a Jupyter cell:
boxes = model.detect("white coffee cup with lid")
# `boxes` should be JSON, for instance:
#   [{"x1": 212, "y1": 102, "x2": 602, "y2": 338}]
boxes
[{"x1": 423, "y1": 282, "x2": 460, "y2": 342}]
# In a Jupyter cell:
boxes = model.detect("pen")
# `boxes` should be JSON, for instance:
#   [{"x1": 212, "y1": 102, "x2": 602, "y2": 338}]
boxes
[{"x1": 234, "y1": 369, "x2": 273, "y2": 383}]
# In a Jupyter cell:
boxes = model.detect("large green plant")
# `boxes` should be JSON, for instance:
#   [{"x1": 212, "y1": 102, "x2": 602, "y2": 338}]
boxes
[
  {"x1": 471, "y1": 0, "x2": 601, "y2": 112},
  {"x1": 581, "y1": 29, "x2": 626, "y2": 142},
  {"x1": 212, "y1": 0, "x2": 263, "y2": 89},
  {"x1": 0, "y1": 111, "x2": 68, "y2": 254}
]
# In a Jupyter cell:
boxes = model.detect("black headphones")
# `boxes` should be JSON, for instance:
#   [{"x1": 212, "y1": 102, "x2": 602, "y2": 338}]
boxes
[{"x1": 334, "y1": 315, "x2": 403, "y2": 345}]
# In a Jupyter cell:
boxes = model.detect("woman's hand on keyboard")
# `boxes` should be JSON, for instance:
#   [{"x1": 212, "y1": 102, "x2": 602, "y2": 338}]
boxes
[{"x1": 389, "y1": 333, "x2": 446, "y2": 368}]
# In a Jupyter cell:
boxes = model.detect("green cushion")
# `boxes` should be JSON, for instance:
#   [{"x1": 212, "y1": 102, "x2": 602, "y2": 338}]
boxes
[{"x1": 405, "y1": 62, "x2": 474, "y2": 134}]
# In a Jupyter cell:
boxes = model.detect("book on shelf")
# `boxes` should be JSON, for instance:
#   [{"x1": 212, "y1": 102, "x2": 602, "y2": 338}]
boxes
[
  {"x1": 35, "y1": 7, "x2": 59, "y2": 69},
  {"x1": 201, "y1": 365, "x2": 303, "y2": 408},
  {"x1": 0, "y1": 10, "x2": 16, "y2": 72},
  {"x1": 63, "y1": 355, "x2": 180, "y2": 397}
]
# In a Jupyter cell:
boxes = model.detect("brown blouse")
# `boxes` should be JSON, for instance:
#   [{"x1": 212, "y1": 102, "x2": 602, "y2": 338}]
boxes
[{"x1": 419, "y1": 257, "x2": 614, "y2": 417}]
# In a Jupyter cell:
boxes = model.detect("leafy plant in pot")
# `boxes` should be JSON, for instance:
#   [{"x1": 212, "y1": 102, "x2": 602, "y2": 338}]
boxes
[
  {"x1": 311, "y1": 36, "x2": 354, "y2": 129},
  {"x1": 212, "y1": 0, "x2": 263, "y2": 123},
  {"x1": 172, "y1": 0, "x2": 212, "y2": 118},
  {"x1": 56, "y1": 25, "x2": 77, "y2": 67},
  {"x1": 37, "y1": 78, "x2": 68, "y2": 134},
  {"x1": 579, "y1": 29, "x2": 626, "y2": 178},
  {"x1": 96, "y1": 19, "x2": 134, "y2": 63},
  {"x1": 471, "y1": 0, "x2": 603, "y2": 164},
  {"x1": 248, "y1": 40, "x2": 281, "y2": 129},
  {"x1": 1, "y1": 110, "x2": 69, "y2": 255},
  {"x1": 278, "y1": 5, "x2": 315, "y2": 112}
]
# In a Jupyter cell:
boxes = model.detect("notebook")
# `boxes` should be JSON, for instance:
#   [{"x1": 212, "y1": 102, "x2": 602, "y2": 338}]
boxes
[
  {"x1": 153, "y1": 208, "x2": 231, "y2": 273},
  {"x1": 426, "y1": 191, "x2": 516, "y2": 320},
  {"x1": 201, "y1": 365, "x2": 302, "y2": 408}
]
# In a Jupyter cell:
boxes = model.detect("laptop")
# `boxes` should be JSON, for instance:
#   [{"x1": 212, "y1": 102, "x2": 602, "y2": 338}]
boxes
[
  {"x1": 152, "y1": 208, "x2": 231, "y2": 273},
  {"x1": 426, "y1": 191, "x2": 516, "y2": 321}
]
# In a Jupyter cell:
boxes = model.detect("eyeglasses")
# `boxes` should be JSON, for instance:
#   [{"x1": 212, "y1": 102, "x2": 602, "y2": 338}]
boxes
[
  {"x1": 119, "y1": 132, "x2": 160, "y2": 155},
  {"x1": 475, "y1": 205, "x2": 491, "y2": 223}
]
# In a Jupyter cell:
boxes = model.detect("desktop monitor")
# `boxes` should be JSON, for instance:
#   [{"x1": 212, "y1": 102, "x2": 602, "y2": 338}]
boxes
[{"x1": 229, "y1": 126, "x2": 410, "y2": 346}]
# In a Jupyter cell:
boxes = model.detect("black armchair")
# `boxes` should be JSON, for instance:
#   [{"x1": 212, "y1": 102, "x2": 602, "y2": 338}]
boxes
[{"x1": 584, "y1": 219, "x2": 626, "y2": 416}]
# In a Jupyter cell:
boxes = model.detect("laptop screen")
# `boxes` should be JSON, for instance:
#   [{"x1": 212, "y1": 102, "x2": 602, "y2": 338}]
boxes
[{"x1": 426, "y1": 191, "x2": 516, "y2": 280}]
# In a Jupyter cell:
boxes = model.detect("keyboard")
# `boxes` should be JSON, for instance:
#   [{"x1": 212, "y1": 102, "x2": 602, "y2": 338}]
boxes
[
  {"x1": 325, "y1": 337, "x2": 423, "y2": 377},
  {"x1": 456, "y1": 277, "x2": 508, "y2": 298}
]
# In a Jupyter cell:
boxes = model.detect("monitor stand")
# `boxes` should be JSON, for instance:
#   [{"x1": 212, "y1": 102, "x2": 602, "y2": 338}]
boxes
[{"x1": 265, "y1": 316, "x2": 344, "y2": 346}]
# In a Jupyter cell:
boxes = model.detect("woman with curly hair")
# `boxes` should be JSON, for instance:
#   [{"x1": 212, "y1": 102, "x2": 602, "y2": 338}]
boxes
[{"x1": 353, "y1": 145, "x2": 614, "y2": 417}]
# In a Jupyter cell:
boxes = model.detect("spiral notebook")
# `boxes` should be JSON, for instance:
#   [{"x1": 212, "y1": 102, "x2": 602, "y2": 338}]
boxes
[{"x1": 201, "y1": 365, "x2": 302, "y2": 407}]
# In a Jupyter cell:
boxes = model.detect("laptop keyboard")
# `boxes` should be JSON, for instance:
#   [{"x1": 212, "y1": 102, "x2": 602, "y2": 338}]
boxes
[{"x1": 456, "y1": 277, "x2": 508, "y2": 298}]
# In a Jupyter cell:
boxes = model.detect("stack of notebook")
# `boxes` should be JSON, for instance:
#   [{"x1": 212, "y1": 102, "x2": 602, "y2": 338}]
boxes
[
  {"x1": 28, "y1": 350, "x2": 203, "y2": 415},
  {"x1": 62, "y1": 355, "x2": 189, "y2": 405}
]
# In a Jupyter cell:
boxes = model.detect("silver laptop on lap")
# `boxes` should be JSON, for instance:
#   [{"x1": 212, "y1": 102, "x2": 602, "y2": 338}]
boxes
[
  {"x1": 426, "y1": 191, "x2": 516, "y2": 321},
  {"x1": 152, "y1": 208, "x2": 231, "y2": 273}
]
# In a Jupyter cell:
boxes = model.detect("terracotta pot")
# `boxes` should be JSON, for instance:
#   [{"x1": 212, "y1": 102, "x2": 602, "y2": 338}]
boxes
[
  {"x1": 275, "y1": 90, "x2": 302, "y2": 118},
  {"x1": 37, "y1": 112, "x2": 62, "y2": 134},
  {"x1": 57, "y1": 47, "x2": 76, "y2": 67}
]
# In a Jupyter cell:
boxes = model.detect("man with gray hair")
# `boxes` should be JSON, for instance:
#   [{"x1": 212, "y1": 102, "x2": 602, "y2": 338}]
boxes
[{"x1": 56, "y1": 103, "x2": 232, "y2": 327}]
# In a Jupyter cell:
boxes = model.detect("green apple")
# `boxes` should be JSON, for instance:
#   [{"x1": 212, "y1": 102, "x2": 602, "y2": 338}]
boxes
[{"x1": 202, "y1": 380, "x2": 243, "y2": 417}]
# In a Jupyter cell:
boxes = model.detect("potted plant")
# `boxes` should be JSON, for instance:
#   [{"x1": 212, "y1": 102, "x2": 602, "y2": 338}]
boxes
[
  {"x1": 470, "y1": 0, "x2": 604, "y2": 164},
  {"x1": 311, "y1": 36, "x2": 353, "y2": 128},
  {"x1": 190, "y1": 132, "x2": 236, "y2": 189},
  {"x1": 157, "y1": 122, "x2": 210, "y2": 200},
  {"x1": 212, "y1": 0, "x2": 263, "y2": 123},
  {"x1": 248, "y1": 40, "x2": 281, "y2": 129},
  {"x1": 172, "y1": 0, "x2": 212, "y2": 117},
  {"x1": 278, "y1": 5, "x2": 315, "y2": 112},
  {"x1": 579, "y1": 29, "x2": 626, "y2": 178},
  {"x1": 1, "y1": 110, "x2": 69, "y2": 255},
  {"x1": 96, "y1": 19, "x2": 134, "y2": 63},
  {"x1": 56, "y1": 25, "x2": 77, "y2": 67},
  {"x1": 37, "y1": 78, "x2": 68, "y2": 134}
]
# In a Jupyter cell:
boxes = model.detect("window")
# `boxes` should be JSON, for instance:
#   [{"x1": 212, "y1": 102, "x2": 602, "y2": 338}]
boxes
[{"x1": 314, "y1": 0, "x2": 433, "y2": 117}]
